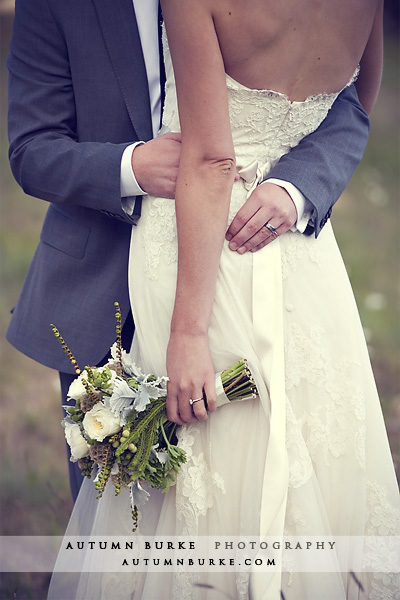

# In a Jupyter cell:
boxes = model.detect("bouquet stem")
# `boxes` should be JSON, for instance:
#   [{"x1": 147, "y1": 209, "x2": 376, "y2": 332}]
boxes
[{"x1": 217, "y1": 359, "x2": 257, "y2": 406}]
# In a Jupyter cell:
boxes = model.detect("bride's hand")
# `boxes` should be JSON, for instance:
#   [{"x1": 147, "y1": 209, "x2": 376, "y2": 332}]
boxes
[
  {"x1": 225, "y1": 182, "x2": 297, "y2": 253},
  {"x1": 166, "y1": 332, "x2": 217, "y2": 425}
]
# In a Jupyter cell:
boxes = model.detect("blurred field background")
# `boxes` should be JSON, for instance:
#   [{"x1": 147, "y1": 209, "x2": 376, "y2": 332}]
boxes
[{"x1": 0, "y1": 2, "x2": 399, "y2": 599}]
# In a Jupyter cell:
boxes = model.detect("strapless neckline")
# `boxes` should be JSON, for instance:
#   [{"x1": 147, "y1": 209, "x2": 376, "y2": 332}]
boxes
[{"x1": 225, "y1": 66, "x2": 360, "y2": 105}]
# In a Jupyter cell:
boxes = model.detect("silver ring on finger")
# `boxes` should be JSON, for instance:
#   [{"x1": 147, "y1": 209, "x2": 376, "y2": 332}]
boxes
[
  {"x1": 189, "y1": 397, "x2": 203, "y2": 406},
  {"x1": 264, "y1": 222, "x2": 279, "y2": 238}
]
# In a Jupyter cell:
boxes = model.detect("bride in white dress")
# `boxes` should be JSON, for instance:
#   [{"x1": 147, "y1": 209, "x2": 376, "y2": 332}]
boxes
[{"x1": 49, "y1": 0, "x2": 399, "y2": 598}]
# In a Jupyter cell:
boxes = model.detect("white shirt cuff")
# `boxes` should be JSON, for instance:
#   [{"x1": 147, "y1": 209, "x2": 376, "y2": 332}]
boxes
[
  {"x1": 120, "y1": 141, "x2": 147, "y2": 199},
  {"x1": 266, "y1": 178, "x2": 313, "y2": 233}
]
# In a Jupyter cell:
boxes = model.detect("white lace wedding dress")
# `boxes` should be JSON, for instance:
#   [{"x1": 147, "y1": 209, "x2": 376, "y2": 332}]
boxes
[{"x1": 48, "y1": 29, "x2": 399, "y2": 600}]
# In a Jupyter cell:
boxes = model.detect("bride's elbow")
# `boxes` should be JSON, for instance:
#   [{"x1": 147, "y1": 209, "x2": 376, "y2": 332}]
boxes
[{"x1": 201, "y1": 155, "x2": 236, "y2": 179}]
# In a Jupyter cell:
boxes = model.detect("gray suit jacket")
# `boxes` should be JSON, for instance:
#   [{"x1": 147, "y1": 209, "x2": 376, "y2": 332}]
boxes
[{"x1": 7, "y1": 0, "x2": 370, "y2": 373}]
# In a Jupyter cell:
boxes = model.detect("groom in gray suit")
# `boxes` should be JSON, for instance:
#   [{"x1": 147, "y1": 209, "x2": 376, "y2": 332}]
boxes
[{"x1": 7, "y1": 0, "x2": 369, "y2": 500}]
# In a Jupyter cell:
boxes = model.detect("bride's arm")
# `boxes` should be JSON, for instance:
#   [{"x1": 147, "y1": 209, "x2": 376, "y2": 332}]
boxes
[
  {"x1": 161, "y1": 0, "x2": 235, "y2": 424},
  {"x1": 355, "y1": 0, "x2": 384, "y2": 115}
]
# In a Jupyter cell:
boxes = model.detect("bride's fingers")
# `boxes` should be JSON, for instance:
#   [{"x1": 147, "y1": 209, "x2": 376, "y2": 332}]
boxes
[
  {"x1": 166, "y1": 361, "x2": 216, "y2": 424},
  {"x1": 203, "y1": 378, "x2": 217, "y2": 413},
  {"x1": 176, "y1": 387, "x2": 202, "y2": 424},
  {"x1": 167, "y1": 405, "x2": 186, "y2": 425},
  {"x1": 191, "y1": 393, "x2": 208, "y2": 421},
  {"x1": 166, "y1": 384, "x2": 186, "y2": 425},
  {"x1": 177, "y1": 396, "x2": 196, "y2": 424}
]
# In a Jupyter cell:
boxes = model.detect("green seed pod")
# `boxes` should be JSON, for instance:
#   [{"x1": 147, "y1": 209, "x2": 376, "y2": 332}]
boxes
[
  {"x1": 128, "y1": 443, "x2": 137, "y2": 453},
  {"x1": 122, "y1": 429, "x2": 130, "y2": 438}
]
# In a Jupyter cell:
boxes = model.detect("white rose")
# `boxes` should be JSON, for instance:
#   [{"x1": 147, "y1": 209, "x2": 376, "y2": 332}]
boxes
[
  {"x1": 82, "y1": 403, "x2": 121, "y2": 442},
  {"x1": 67, "y1": 371, "x2": 89, "y2": 400},
  {"x1": 64, "y1": 422, "x2": 90, "y2": 462}
]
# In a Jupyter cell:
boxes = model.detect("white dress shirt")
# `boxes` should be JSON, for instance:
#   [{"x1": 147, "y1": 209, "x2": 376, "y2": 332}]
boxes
[{"x1": 120, "y1": 1, "x2": 312, "y2": 231}]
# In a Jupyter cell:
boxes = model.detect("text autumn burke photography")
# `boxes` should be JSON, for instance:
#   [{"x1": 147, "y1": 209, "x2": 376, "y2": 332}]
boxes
[{"x1": 1, "y1": 535, "x2": 399, "y2": 576}]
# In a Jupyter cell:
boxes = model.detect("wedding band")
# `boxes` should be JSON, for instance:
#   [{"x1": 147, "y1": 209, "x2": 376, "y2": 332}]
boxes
[
  {"x1": 189, "y1": 397, "x2": 203, "y2": 406},
  {"x1": 264, "y1": 222, "x2": 279, "y2": 237}
]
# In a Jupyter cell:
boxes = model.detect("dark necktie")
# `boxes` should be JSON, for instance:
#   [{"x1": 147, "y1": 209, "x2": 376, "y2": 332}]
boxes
[{"x1": 158, "y1": 3, "x2": 166, "y2": 120}]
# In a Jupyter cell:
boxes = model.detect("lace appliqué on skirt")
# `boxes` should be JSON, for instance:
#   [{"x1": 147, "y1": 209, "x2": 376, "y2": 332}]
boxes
[
  {"x1": 285, "y1": 322, "x2": 366, "y2": 469},
  {"x1": 144, "y1": 198, "x2": 177, "y2": 281}
]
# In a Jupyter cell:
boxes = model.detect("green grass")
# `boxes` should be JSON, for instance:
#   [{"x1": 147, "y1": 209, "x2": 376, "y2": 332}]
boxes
[{"x1": 331, "y1": 36, "x2": 400, "y2": 463}]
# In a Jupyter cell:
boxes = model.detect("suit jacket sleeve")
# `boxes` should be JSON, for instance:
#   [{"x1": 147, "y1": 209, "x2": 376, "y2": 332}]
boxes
[
  {"x1": 267, "y1": 83, "x2": 370, "y2": 237},
  {"x1": 7, "y1": 0, "x2": 138, "y2": 223}
]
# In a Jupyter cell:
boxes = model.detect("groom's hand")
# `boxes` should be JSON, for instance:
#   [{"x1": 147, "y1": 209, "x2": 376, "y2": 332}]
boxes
[
  {"x1": 131, "y1": 132, "x2": 182, "y2": 199},
  {"x1": 226, "y1": 182, "x2": 297, "y2": 253}
]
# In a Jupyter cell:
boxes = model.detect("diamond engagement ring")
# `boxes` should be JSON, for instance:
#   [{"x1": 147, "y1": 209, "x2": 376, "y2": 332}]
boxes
[
  {"x1": 264, "y1": 222, "x2": 279, "y2": 237},
  {"x1": 189, "y1": 397, "x2": 203, "y2": 406}
]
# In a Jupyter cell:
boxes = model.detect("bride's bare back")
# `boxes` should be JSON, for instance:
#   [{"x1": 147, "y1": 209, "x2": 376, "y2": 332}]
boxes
[{"x1": 212, "y1": 0, "x2": 382, "y2": 105}]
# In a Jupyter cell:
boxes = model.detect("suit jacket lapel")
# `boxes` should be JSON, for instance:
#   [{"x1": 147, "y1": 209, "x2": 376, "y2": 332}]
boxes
[{"x1": 92, "y1": 0, "x2": 153, "y2": 142}]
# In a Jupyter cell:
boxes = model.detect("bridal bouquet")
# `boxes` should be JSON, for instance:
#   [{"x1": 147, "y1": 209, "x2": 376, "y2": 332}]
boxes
[{"x1": 52, "y1": 303, "x2": 257, "y2": 530}]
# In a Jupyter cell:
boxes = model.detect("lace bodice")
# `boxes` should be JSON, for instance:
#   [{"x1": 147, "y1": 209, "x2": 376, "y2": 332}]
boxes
[{"x1": 161, "y1": 25, "x2": 357, "y2": 172}]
